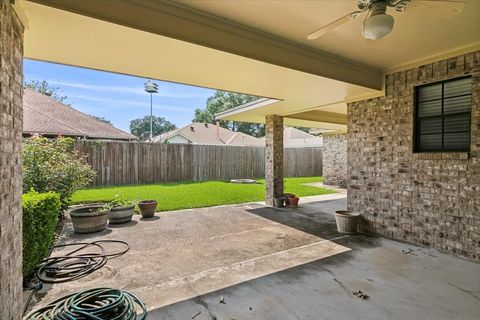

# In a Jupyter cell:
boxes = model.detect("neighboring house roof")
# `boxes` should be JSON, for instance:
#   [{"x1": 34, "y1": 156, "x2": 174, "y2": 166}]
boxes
[
  {"x1": 259, "y1": 127, "x2": 323, "y2": 148},
  {"x1": 151, "y1": 122, "x2": 263, "y2": 146},
  {"x1": 23, "y1": 89, "x2": 137, "y2": 141},
  {"x1": 283, "y1": 127, "x2": 323, "y2": 148},
  {"x1": 225, "y1": 131, "x2": 264, "y2": 147}
]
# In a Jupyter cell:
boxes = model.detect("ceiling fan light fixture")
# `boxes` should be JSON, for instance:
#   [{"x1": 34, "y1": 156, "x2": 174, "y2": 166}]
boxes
[{"x1": 363, "y1": 13, "x2": 394, "y2": 40}]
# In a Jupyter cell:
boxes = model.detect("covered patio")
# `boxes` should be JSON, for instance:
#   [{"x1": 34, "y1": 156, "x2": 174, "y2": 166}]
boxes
[
  {"x1": 30, "y1": 198, "x2": 480, "y2": 319},
  {"x1": 1, "y1": 0, "x2": 479, "y2": 318}
]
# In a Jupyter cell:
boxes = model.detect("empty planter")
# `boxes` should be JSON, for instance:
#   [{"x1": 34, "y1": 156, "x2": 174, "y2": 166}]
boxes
[
  {"x1": 70, "y1": 205, "x2": 108, "y2": 234},
  {"x1": 138, "y1": 200, "x2": 158, "y2": 218},
  {"x1": 273, "y1": 197, "x2": 285, "y2": 208},
  {"x1": 334, "y1": 210, "x2": 360, "y2": 234}
]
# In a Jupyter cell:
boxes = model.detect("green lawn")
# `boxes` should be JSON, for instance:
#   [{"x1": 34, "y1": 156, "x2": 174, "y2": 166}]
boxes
[{"x1": 71, "y1": 176, "x2": 335, "y2": 212}]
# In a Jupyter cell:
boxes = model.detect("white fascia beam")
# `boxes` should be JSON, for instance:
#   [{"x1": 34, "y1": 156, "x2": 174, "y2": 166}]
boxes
[{"x1": 27, "y1": 0, "x2": 383, "y2": 90}]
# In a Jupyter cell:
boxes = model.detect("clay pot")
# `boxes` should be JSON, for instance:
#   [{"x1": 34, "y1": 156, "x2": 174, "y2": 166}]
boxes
[
  {"x1": 334, "y1": 210, "x2": 360, "y2": 234},
  {"x1": 108, "y1": 205, "x2": 135, "y2": 224},
  {"x1": 138, "y1": 200, "x2": 158, "y2": 218},
  {"x1": 283, "y1": 193, "x2": 296, "y2": 206},
  {"x1": 70, "y1": 205, "x2": 108, "y2": 234},
  {"x1": 289, "y1": 196, "x2": 299, "y2": 207}
]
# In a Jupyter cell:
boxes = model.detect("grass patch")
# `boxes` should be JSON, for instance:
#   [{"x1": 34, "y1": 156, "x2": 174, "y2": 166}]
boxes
[{"x1": 72, "y1": 176, "x2": 335, "y2": 212}]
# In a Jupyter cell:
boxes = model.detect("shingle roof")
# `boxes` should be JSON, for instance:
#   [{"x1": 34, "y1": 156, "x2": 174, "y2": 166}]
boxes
[
  {"x1": 259, "y1": 127, "x2": 323, "y2": 148},
  {"x1": 23, "y1": 89, "x2": 137, "y2": 141},
  {"x1": 283, "y1": 127, "x2": 323, "y2": 148},
  {"x1": 151, "y1": 122, "x2": 263, "y2": 146}
]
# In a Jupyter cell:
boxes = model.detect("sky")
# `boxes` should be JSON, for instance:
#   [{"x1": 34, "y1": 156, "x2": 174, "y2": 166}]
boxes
[{"x1": 24, "y1": 59, "x2": 216, "y2": 132}]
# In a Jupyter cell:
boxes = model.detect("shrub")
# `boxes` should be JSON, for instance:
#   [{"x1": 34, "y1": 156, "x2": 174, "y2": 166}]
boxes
[
  {"x1": 23, "y1": 137, "x2": 96, "y2": 208},
  {"x1": 22, "y1": 191, "x2": 61, "y2": 277}
]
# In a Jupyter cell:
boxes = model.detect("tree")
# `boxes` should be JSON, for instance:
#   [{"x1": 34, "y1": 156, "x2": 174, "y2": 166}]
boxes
[
  {"x1": 91, "y1": 115, "x2": 112, "y2": 125},
  {"x1": 192, "y1": 91, "x2": 265, "y2": 137},
  {"x1": 130, "y1": 115, "x2": 176, "y2": 141},
  {"x1": 24, "y1": 80, "x2": 68, "y2": 104}
]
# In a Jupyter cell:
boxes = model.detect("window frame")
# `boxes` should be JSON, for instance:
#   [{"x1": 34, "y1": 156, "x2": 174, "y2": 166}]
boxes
[{"x1": 413, "y1": 76, "x2": 472, "y2": 153}]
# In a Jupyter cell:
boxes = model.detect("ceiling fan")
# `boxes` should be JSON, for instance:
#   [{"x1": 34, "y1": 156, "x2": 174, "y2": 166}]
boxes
[{"x1": 307, "y1": 0, "x2": 466, "y2": 41}]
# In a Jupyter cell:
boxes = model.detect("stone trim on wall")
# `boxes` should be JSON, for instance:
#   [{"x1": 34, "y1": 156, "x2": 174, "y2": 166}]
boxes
[
  {"x1": 322, "y1": 133, "x2": 347, "y2": 187},
  {"x1": 0, "y1": 0, "x2": 24, "y2": 318},
  {"x1": 265, "y1": 115, "x2": 284, "y2": 206},
  {"x1": 348, "y1": 51, "x2": 480, "y2": 261}
]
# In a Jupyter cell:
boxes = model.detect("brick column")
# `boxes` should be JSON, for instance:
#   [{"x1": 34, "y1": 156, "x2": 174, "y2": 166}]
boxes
[
  {"x1": 0, "y1": 1, "x2": 24, "y2": 319},
  {"x1": 265, "y1": 115, "x2": 283, "y2": 206},
  {"x1": 322, "y1": 133, "x2": 347, "y2": 187}
]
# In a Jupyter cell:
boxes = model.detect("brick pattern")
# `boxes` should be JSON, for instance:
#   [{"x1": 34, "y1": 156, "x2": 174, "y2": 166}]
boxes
[
  {"x1": 323, "y1": 133, "x2": 347, "y2": 187},
  {"x1": 265, "y1": 115, "x2": 284, "y2": 206},
  {"x1": 348, "y1": 51, "x2": 480, "y2": 261},
  {"x1": 0, "y1": 0, "x2": 24, "y2": 318}
]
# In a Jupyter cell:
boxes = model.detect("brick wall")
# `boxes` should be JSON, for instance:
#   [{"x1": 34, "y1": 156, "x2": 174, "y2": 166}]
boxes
[
  {"x1": 0, "y1": 0, "x2": 24, "y2": 318},
  {"x1": 265, "y1": 115, "x2": 284, "y2": 206},
  {"x1": 323, "y1": 133, "x2": 347, "y2": 187},
  {"x1": 348, "y1": 51, "x2": 480, "y2": 261}
]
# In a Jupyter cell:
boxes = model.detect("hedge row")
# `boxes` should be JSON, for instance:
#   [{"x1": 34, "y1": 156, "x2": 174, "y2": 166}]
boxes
[{"x1": 22, "y1": 191, "x2": 61, "y2": 277}]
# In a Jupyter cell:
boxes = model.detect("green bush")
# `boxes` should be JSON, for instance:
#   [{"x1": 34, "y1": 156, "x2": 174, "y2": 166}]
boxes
[
  {"x1": 23, "y1": 137, "x2": 96, "y2": 208},
  {"x1": 22, "y1": 191, "x2": 61, "y2": 277}
]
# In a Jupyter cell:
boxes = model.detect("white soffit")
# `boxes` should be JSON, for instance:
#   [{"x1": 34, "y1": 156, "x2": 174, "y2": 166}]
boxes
[
  {"x1": 178, "y1": 0, "x2": 480, "y2": 70},
  {"x1": 21, "y1": 0, "x2": 381, "y2": 130}
]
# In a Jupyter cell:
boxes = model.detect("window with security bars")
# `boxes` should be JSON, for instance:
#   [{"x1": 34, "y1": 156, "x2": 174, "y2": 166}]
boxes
[{"x1": 414, "y1": 77, "x2": 472, "y2": 152}]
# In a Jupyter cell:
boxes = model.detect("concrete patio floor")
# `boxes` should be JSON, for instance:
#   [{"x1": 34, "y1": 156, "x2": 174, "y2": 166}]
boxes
[{"x1": 30, "y1": 197, "x2": 480, "y2": 319}]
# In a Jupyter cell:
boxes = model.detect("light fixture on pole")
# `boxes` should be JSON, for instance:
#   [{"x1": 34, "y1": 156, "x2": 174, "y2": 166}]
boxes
[{"x1": 144, "y1": 80, "x2": 158, "y2": 141}]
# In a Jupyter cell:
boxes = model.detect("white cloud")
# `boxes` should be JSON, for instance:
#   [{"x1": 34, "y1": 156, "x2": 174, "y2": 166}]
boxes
[
  {"x1": 30, "y1": 78, "x2": 213, "y2": 98},
  {"x1": 50, "y1": 80, "x2": 145, "y2": 95},
  {"x1": 67, "y1": 94, "x2": 193, "y2": 112}
]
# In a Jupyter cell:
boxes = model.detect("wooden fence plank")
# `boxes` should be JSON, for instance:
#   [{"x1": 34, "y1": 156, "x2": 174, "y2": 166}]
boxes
[{"x1": 75, "y1": 141, "x2": 322, "y2": 186}]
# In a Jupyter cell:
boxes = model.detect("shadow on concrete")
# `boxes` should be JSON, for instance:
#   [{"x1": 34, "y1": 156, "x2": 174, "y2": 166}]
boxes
[
  {"x1": 246, "y1": 199, "x2": 347, "y2": 239},
  {"x1": 144, "y1": 250, "x2": 354, "y2": 320},
  {"x1": 145, "y1": 199, "x2": 388, "y2": 319},
  {"x1": 60, "y1": 226, "x2": 113, "y2": 242},
  {"x1": 146, "y1": 229, "x2": 480, "y2": 320},
  {"x1": 143, "y1": 235, "x2": 383, "y2": 320},
  {"x1": 108, "y1": 220, "x2": 139, "y2": 228},
  {"x1": 139, "y1": 215, "x2": 161, "y2": 221}
]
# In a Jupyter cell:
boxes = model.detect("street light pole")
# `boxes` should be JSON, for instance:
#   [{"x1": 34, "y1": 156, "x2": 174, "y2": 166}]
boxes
[
  {"x1": 150, "y1": 92, "x2": 153, "y2": 140},
  {"x1": 144, "y1": 80, "x2": 158, "y2": 141}
]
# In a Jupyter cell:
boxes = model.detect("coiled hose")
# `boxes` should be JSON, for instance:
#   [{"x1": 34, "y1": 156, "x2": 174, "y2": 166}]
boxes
[
  {"x1": 24, "y1": 287, "x2": 147, "y2": 320},
  {"x1": 37, "y1": 240, "x2": 130, "y2": 283}
]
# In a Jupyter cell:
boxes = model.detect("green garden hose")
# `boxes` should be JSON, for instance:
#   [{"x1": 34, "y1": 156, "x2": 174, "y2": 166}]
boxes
[{"x1": 24, "y1": 287, "x2": 147, "y2": 320}]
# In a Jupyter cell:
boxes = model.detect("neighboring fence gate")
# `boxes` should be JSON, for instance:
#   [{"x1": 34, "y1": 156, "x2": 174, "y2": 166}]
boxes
[{"x1": 75, "y1": 141, "x2": 322, "y2": 186}]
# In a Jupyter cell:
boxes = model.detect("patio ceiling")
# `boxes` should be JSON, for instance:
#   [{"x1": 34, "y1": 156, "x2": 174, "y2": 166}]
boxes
[{"x1": 18, "y1": 0, "x2": 480, "y2": 129}]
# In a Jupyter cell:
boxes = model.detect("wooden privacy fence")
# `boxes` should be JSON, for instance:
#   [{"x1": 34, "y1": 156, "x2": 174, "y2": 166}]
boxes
[{"x1": 75, "y1": 141, "x2": 322, "y2": 186}]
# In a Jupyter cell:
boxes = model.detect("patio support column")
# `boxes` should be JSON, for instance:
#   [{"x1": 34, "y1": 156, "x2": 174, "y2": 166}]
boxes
[
  {"x1": 265, "y1": 114, "x2": 284, "y2": 206},
  {"x1": 322, "y1": 132, "x2": 347, "y2": 187},
  {"x1": 0, "y1": 0, "x2": 24, "y2": 318}
]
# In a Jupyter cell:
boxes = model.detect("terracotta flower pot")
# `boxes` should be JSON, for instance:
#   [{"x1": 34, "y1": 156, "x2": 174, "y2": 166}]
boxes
[
  {"x1": 289, "y1": 196, "x2": 299, "y2": 207},
  {"x1": 283, "y1": 193, "x2": 296, "y2": 206},
  {"x1": 70, "y1": 205, "x2": 108, "y2": 234},
  {"x1": 138, "y1": 200, "x2": 158, "y2": 218},
  {"x1": 108, "y1": 205, "x2": 135, "y2": 224}
]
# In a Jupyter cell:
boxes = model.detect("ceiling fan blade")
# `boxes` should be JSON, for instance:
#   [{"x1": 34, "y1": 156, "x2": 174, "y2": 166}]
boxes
[
  {"x1": 408, "y1": 0, "x2": 466, "y2": 17},
  {"x1": 307, "y1": 11, "x2": 363, "y2": 40}
]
